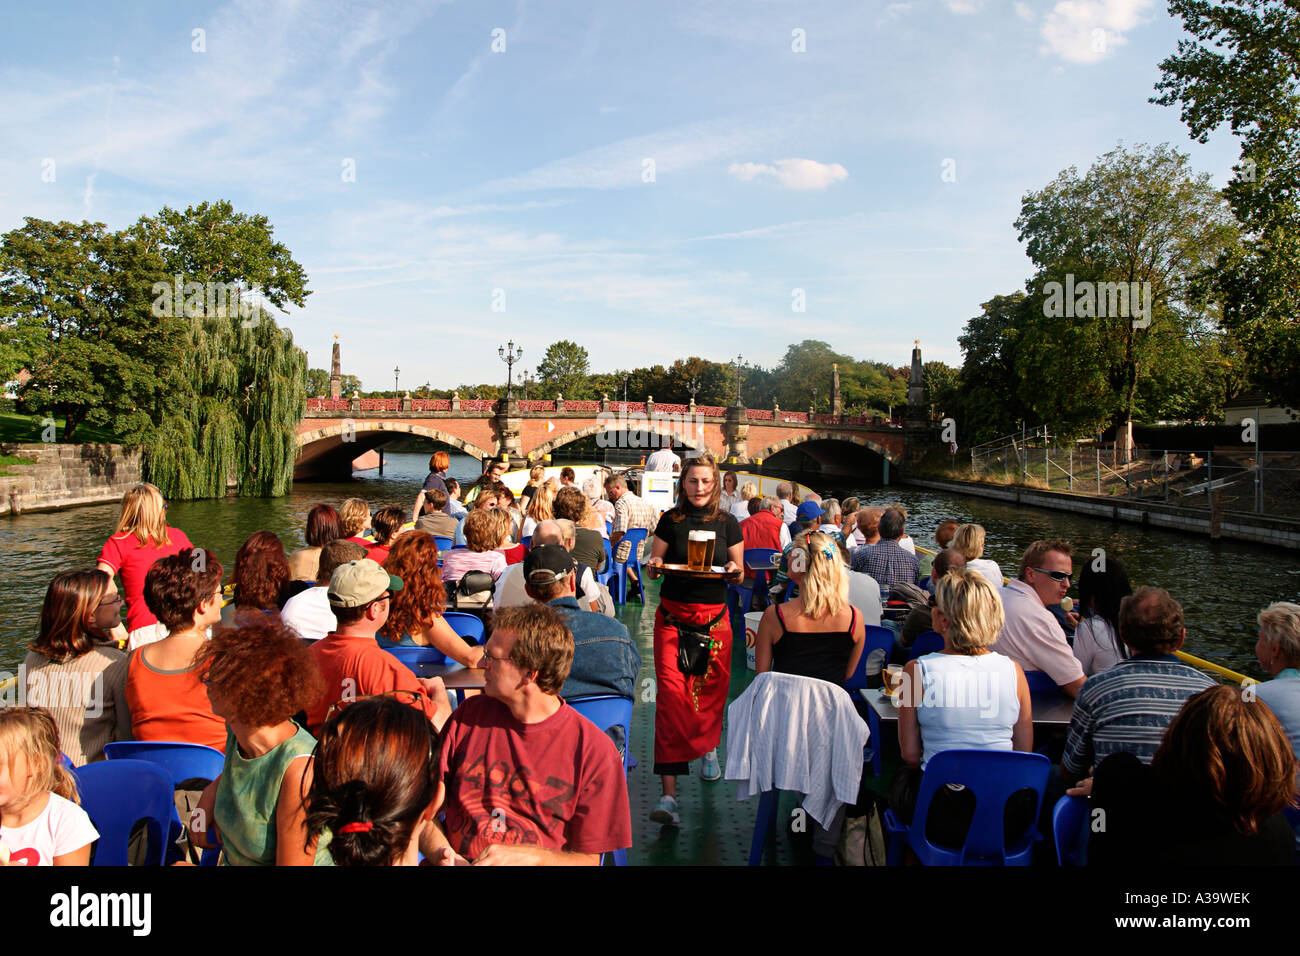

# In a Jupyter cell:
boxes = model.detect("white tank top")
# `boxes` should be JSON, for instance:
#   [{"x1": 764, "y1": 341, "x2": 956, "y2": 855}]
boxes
[{"x1": 915, "y1": 652, "x2": 1020, "y2": 768}]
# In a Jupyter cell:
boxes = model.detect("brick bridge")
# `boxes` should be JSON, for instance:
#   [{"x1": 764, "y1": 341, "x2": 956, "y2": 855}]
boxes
[{"x1": 296, "y1": 396, "x2": 918, "y2": 483}]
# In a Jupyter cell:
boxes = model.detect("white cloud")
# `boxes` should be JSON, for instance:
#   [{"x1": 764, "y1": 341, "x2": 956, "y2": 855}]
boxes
[
  {"x1": 946, "y1": 0, "x2": 983, "y2": 13},
  {"x1": 1041, "y1": 0, "x2": 1156, "y2": 64},
  {"x1": 1014, "y1": 2, "x2": 1035, "y2": 21},
  {"x1": 727, "y1": 158, "x2": 848, "y2": 190},
  {"x1": 81, "y1": 173, "x2": 96, "y2": 214}
]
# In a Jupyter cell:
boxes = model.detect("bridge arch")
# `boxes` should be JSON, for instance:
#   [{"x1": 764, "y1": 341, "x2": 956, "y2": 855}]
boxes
[
  {"x1": 527, "y1": 422, "x2": 709, "y2": 461},
  {"x1": 752, "y1": 432, "x2": 902, "y2": 466},
  {"x1": 296, "y1": 422, "x2": 494, "y2": 480}
]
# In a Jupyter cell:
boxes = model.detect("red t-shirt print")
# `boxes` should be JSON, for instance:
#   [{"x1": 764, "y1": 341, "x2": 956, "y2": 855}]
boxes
[{"x1": 440, "y1": 696, "x2": 631, "y2": 860}]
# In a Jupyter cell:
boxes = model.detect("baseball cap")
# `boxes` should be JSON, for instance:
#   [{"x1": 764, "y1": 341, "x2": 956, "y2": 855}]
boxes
[
  {"x1": 328, "y1": 559, "x2": 403, "y2": 608},
  {"x1": 796, "y1": 501, "x2": 826, "y2": 522},
  {"x1": 524, "y1": 543, "x2": 575, "y2": 586}
]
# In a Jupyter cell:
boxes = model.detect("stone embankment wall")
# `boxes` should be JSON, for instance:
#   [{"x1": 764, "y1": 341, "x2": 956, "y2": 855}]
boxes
[
  {"x1": 0, "y1": 444, "x2": 141, "y2": 515},
  {"x1": 904, "y1": 476, "x2": 1300, "y2": 552}
]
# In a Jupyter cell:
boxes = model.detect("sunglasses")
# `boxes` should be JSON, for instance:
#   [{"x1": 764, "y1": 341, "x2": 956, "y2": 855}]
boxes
[{"x1": 1032, "y1": 567, "x2": 1072, "y2": 583}]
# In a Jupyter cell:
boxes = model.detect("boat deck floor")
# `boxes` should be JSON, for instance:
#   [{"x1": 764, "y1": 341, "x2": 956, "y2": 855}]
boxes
[{"x1": 615, "y1": 577, "x2": 894, "y2": 866}]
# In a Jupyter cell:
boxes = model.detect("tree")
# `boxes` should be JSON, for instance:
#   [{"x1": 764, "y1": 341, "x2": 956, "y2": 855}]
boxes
[
  {"x1": 0, "y1": 219, "x2": 184, "y2": 441},
  {"x1": 133, "y1": 202, "x2": 310, "y2": 499},
  {"x1": 957, "y1": 293, "x2": 1036, "y2": 443},
  {"x1": 1154, "y1": 0, "x2": 1300, "y2": 407},
  {"x1": 923, "y1": 361, "x2": 960, "y2": 419},
  {"x1": 1014, "y1": 144, "x2": 1239, "y2": 456},
  {"x1": 535, "y1": 341, "x2": 591, "y2": 399},
  {"x1": 305, "y1": 369, "x2": 361, "y2": 397}
]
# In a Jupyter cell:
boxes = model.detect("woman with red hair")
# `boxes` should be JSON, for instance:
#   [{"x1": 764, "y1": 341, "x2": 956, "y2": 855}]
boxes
[
  {"x1": 220, "y1": 532, "x2": 306, "y2": 627},
  {"x1": 380, "y1": 531, "x2": 485, "y2": 668}
]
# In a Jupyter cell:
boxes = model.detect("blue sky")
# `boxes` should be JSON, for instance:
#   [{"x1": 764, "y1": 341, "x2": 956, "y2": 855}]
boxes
[{"x1": 0, "y1": 0, "x2": 1242, "y2": 391}]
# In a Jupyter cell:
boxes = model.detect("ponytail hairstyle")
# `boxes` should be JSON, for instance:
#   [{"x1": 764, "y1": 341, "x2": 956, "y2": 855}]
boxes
[
  {"x1": 305, "y1": 695, "x2": 441, "y2": 866},
  {"x1": 0, "y1": 708, "x2": 79, "y2": 803}
]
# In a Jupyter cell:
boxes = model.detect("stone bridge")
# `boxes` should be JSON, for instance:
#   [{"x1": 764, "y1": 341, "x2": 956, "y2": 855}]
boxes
[{"x1": 296, "y1": 396, "x2": 915, "y2": 483}]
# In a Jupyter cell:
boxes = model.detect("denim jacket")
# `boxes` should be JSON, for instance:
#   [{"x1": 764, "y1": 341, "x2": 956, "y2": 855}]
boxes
[{"x1": 548, "y1": 596, "x2": 642, "y2": 700}]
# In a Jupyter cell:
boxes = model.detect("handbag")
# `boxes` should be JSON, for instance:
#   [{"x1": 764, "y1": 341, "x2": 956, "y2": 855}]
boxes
[{"x1": 664, "y1": 609, "x2": 726, "y2": 676}]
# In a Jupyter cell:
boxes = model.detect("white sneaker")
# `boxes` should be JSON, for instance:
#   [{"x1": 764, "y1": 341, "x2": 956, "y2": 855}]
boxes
[
  {"x1": 700, "y1": 749, "x2": 722, "y2": 781},
  {"x1": 650, "y1": 794, "x2": 680, "y2": 825}
]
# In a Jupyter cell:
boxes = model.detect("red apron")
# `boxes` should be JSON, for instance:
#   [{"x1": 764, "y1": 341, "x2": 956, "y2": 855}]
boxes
[{"x1": 653, "y1": 596, "x2": 732, "y2": 765}]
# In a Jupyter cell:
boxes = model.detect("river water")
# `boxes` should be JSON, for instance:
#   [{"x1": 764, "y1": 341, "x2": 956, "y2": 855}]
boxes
[{"x1": 2, "y1": 452, "x2": 1296, "y2": 678}]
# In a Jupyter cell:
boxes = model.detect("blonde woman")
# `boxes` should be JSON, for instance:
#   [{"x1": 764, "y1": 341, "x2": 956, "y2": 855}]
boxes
[
  {"x1": 755, "y1": 532, "x2": 866, "y2": 688},
  {"x1": 519, "y1": 464, "x2": 547, "y2": 512},
  {"x1": 339, "y1": 498, "x2": 372, "y2": 546},
  {"x1": 951, "y1": 524, "x2": 1004, "y2": 593},
  {"x1": 889, "y1": 568, "x2": 1033, "y2": 843},
  {"x1": 520, "y1": 479, "x2": 557, "y2": 540},
  {"x1": 729, "y1": 481, "x2": 759, "y2": 522},
  {"x1": 96, "y1": 482, "x2": 193, "y2": 650}
]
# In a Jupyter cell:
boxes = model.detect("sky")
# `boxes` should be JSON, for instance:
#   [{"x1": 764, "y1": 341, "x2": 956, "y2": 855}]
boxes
[{"x1": 0, "y1": 0, "x2": 1244, "y2": 392}]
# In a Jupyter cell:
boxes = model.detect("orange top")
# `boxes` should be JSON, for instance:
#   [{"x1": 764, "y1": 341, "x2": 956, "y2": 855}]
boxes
[{"x1": 125, "y1": 648, "x2": 227, "y2": 752}]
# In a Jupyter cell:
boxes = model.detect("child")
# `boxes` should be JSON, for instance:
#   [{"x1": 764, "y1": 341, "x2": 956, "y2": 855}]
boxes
[{"x1": 0, "y1": 708, "x2": 98, "y2": 866}]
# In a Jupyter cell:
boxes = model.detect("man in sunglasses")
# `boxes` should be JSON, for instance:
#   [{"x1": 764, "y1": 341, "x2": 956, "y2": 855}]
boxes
[
  {"x1": 304, "y1": 560, "x2": 452, "y2": 734},
  {"x1": 995, "y1": 539, "x2": 1086, "y2": 698}
]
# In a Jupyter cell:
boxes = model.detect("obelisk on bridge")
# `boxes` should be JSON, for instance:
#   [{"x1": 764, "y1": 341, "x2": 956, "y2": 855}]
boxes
[
  {"x1": 904, "y1": 340, "x2": 928, "y2": 467},
  {"x1": 329, "y1": 335, "x2": 342, "y2": 399},
  {"x1": 831, "y1": 363, "x2": 842, "y2": 418}
]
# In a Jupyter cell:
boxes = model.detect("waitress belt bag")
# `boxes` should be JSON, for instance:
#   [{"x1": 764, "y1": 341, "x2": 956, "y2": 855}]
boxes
[{"x1": 665, "y1": 609, "x2": 727, "y2": 676}]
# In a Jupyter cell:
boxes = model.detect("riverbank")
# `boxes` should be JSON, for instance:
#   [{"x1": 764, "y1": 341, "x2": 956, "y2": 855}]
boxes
[
  {"x1": 0, "y1": 443, "x2": 141, "y2": 515},
  {"x1": 902, "y1": 475, "x2": 1300, "y2": 551}
]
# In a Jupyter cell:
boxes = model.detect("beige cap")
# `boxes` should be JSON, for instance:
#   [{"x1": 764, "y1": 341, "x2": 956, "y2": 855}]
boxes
[{"x1": 328, "y1": 559, "x2": 403, "y2": 608}]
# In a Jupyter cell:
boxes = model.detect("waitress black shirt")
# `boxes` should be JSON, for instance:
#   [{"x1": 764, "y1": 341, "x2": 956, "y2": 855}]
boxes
[{"x1": 654, "y1": 506, "x2": 743, "y2": 605}]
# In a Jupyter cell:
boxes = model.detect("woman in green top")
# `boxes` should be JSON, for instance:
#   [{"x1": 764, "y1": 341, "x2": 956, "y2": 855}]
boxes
[
  {"x1": 189, "y1": 621, "x2": 325, "y2": 866},
  {"x1": 304, "y1": 693, "x2": 443, "y2": 866}
]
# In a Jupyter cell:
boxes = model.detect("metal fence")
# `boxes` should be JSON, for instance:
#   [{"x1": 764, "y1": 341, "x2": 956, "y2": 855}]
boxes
[{"x1": 969, "y1": 432, "x2": 1300, "y2": 518}]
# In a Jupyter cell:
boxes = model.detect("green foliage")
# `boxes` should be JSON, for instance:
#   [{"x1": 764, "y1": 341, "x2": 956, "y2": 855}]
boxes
[
  {"x1": 0, "y1": 219, "x2": 184, "y2": 442},
  {"x1": 771, "y1": 341, "x2": 906, "y2": 415},
  {"x1": 1013, "y1": 143, "x2": 1239, "y2": 438},
  {"x1": 306, "y1": 369, "x2": 362, "y2": 397},
  {"x1": 535, "y1": 340, "x2": 591, "y2": 399},
  {"x1": 1154, "y1": 0, "x2": 1300, "y2": 407},
  {"x1": 956, "y1": 293, "x2": 1036, "y2": 442}
]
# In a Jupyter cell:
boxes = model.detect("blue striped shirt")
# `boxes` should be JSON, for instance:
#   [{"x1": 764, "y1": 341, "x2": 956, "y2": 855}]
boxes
[{"x1": 1061, "y1": 655, "x2": 1215, "y2": 775}]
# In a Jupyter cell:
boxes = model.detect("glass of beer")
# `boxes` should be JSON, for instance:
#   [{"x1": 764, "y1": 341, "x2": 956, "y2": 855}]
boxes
[{"x1": 687, "y1": 530, "x2": 716, "y2": 571}]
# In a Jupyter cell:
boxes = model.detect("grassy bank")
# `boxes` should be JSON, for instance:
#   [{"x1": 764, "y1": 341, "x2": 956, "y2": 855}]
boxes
[{"x1": 0, "y1": 411, "x2": 122, "y2": 445}]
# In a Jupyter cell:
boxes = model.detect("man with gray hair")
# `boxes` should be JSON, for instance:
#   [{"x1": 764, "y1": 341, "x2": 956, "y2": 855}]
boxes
[
  {"x1": 739, "y1": 494, "x2": 791, "y2": 584},
  {"x1": 775, "y1": 482, "x2": 797, "y2": 523},
  {"x1": 851, "y1": 506, "x2": 919, "y2": 603}
]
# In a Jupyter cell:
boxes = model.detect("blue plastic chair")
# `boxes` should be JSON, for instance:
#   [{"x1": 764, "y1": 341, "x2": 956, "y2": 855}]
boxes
[
  {"x1": 73, "y1": 759, "x2": 177, "y2": 866},
  {"x1": 846, "y1": 625, "x2": 899, "y2": 777},
  {"x1": 521, "y1": 535, "x2": 532, "y2": 551},
  {"x1": 909, "y1": 630, "x2": 944, "y2": 660},
  {"x1": 1052, "y1": 793, "x2": 1090, "y2": 866},
  {"x1": 433, "y1": 536, "x2": 454, "y2": 552},
  {"x1": 568, "y1": 695, "x2": 635, "y2": 866},
  {"x1": 1023, "y1": 670, "x2": 1058, "y2": 693},
  {"x1": 882, "y1": 749, "x2": 1050, "y2": 866},
  {"x1": 386, "y1": 645, "x2": 449, "y2": 674},
  {"x1": 442, "y1": 611, "x2": 485, "y2": 645},
  {"x1": 104, "y1": 741, "x2": 225, "y2": 785},
  {"x1": 728, "y1": 547, "x2": 781, "y2": 642},
  {"x1": 610, "y1": 528, "x2": 648, "y2": 605},
  {"x1": 597, "y1": 537, "x2": 617, "y2": 588}
]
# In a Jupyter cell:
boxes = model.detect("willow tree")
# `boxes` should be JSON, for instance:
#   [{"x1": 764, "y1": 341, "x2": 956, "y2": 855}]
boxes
[{"x1": 134, "y1": 201, "x2": 309, "y2": 499}]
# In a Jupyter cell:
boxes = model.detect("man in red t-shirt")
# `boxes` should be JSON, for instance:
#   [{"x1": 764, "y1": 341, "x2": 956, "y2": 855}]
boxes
[
  {"x1": 305, "y1": 560, "x2": 451, "y2": 735},
  {"x1": 427, "y1": 604, "x2": 631, "y2": 865}
]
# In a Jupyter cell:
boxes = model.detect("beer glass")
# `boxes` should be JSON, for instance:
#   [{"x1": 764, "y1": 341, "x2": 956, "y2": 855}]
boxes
[{"x1": 687, "y1": 530, "x2": 716, "y2": 571}]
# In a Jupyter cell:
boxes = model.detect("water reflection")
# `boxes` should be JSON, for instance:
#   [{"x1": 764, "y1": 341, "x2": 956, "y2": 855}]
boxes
[{"x1": 0, "y1": 453, "x2": 1295, "y2": 678}]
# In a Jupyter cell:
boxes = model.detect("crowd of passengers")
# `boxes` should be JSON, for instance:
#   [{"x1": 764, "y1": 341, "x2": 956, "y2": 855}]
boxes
[{"x1": 2, "y1": 455, "x2": 1298, "y2": 866}]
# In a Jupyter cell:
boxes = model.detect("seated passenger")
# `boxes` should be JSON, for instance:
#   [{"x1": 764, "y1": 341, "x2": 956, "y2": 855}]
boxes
[
  {"x1": 364, "y1": 506, "x2": 406, "y2": 566},
  {"x1": 755, "y1": 532, "x2": 866, "y2": 689},
  {"x1": 0, "y1": 708, "x2": 98, "y2": 866},
  {"x1": 287, "y1": 504, "x2": 343, "y2": 582},
  {"x1": 339, "y1": 498, "x2": 373, "y2": 548},
  {"x1": 280, "y1": 539, "x2": 368, "y2": 642},
  {"x1": 378, "y1": 531, "x2": 485, "y2": 667},
  {"x1": 1251, "y1": 601, "x2": 1300, "y2": 765},
  {"x1": 1088, "y1": 684, "x2": 1297, "y2": 866},
  {"x1": 1071, "y1": 555, "x2": 1132, "y2": 675},
  {"x1": 426, "y1": 605, "x2": 631, "y2": 865},
  {"x1": 951, "y1": 524, "x2": 1003, "y2": 594},
  {"x1": 220, "y1": 531, "x2": 302, "y2": 627},
  {"x1": 441, "y1": 510, "x2": 509, "y2": 585},
  {"x1": 413, "y1": 488, "x2": 459, "y2": 540},
  {"x1": 305, "y1": 695, "x2": 443, "y2": 867},
  {"x1": 190, "y1": 621, "x2": 324, "y2": 866},
  {"x1": 995, "y1": 539, "x2": 1086, "y2": 697},
  {"x1": 1059, "y1": 586, "x2": 1215, "y2": 788},
  {"x1": 127, "y1": 550, "x2": 228, "y2": 751}
]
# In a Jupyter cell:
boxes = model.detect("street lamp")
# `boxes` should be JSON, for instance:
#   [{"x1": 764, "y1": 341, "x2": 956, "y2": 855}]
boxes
[
  {"x1": 498, "y1": 340, "x2": 523, "y2": 399},
  {"x1": 732, "y1": 355, "x2": 744, "y2": 405},
  {"x1": 687, "y1": 377, "x2": 700, "y2": 404},
  {"x1": 622, "y1": 375, "x2": 630, "y2": 405},
  {"x1": 393, "y1": 365, "x2": 400, "y2": 396},
  {"x1": 810, "y1": 386, "x2": 818, "y2": 414}
]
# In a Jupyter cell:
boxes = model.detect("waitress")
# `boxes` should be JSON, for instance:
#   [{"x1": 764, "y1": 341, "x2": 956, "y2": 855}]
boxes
[{"x1": 644, "y1": 456, "x2": 744, "y2": 827}]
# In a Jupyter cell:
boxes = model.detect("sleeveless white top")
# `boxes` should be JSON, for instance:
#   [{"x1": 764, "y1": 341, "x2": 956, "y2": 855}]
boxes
[{"x1": 915, "y1": 652, "x2": 1020, "y2": 768}]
